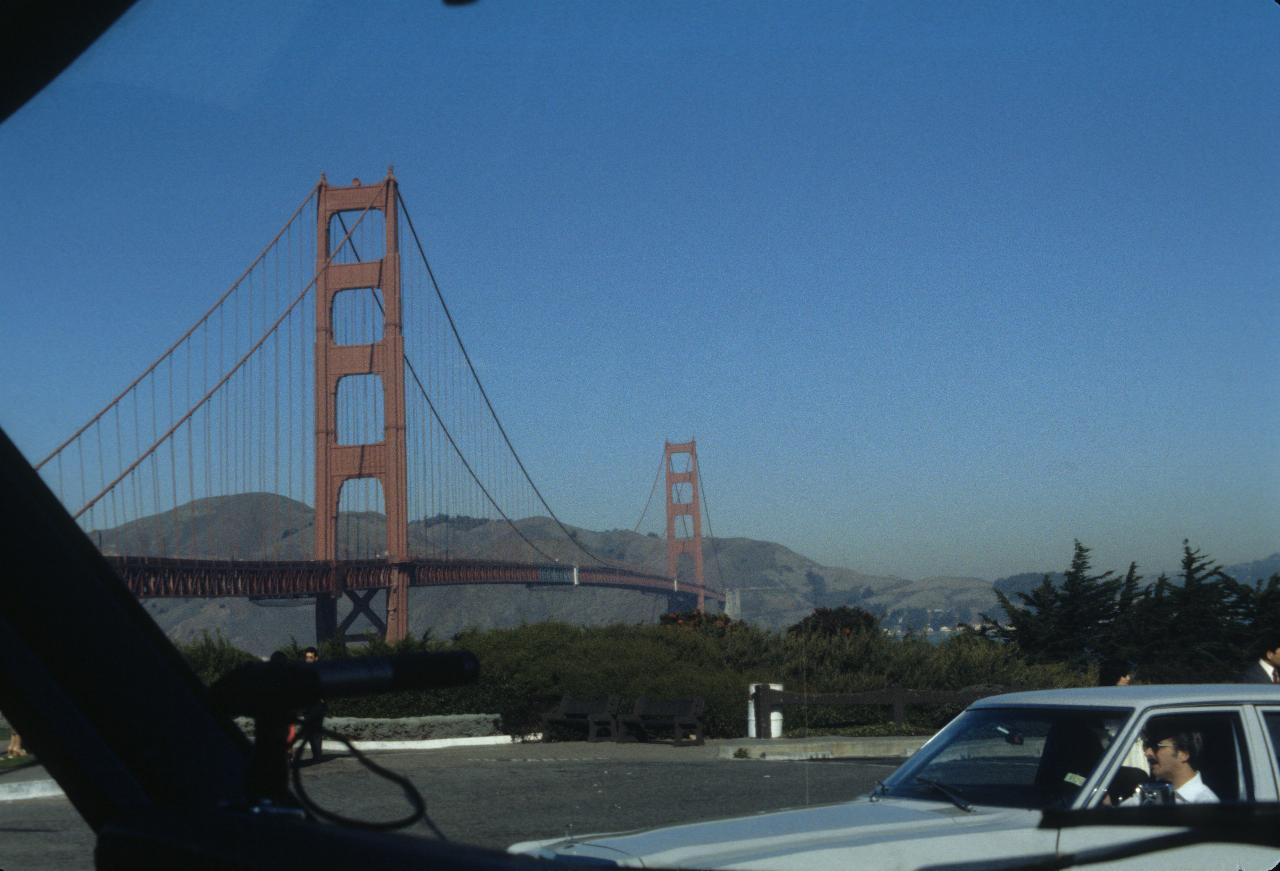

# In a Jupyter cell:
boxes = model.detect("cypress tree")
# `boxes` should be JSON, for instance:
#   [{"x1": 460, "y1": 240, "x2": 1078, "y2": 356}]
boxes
[
  {"x1": 985, "y1": 542, "x2": 1115, "y2": 669},
  {"x1": 1166, "y1": 541, "x2": 1236, "y2": 679},
  {"x1": 1097, "y1": 561, "x2": 1143, "y2": 671},
  {"x1": 983, "y1": 574, "x2": 1058, "y2": 658},
  {"x1": 1052, "y1": 541, "x2": 1118, "y2": 669}
]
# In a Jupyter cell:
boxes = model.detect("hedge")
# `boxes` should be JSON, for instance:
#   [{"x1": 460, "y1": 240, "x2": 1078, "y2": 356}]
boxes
[{"x1": 176, "y1": 618, "x2": 1078, "y2": 739}]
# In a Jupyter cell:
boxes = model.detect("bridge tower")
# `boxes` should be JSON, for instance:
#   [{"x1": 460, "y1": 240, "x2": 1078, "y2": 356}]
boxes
[
  {"x1": 313, "y1": 173, "x2": 411, "y2": 643},
  {"x1": 664, "y1": 440, "x2": 705, "y2": 612}
]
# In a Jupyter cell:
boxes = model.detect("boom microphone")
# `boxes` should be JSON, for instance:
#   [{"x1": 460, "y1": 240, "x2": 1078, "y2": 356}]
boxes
[{"x1": 211, "y1": 651, "x2": 480, "y2": 715}]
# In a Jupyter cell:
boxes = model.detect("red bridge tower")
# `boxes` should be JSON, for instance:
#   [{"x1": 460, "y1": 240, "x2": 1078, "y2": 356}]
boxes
[
  {"x1": 664, "y1": 439, "x2": 705, "y2": 612},
  {"x1": 313, "y1": 173, "x2": 411, "y2": 643}
]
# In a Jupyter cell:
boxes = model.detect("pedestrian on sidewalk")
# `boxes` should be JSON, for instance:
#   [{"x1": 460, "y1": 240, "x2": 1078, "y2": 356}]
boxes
[{"x1": 300, "y1": 646, "x2": 326, "y2": 762}]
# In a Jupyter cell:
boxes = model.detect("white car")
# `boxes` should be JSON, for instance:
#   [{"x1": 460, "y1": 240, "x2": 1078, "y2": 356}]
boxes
[{"x1": 510, "y1": 685, "x2": 1280, "y2": 870}]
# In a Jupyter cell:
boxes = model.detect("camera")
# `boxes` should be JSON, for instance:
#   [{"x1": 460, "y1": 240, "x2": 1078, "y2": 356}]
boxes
[{"x1": 1136, "y1": 781, "x2": 1175, "y2": 805}]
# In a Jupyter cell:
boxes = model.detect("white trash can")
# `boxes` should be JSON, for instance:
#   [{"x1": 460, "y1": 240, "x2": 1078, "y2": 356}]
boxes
[{"x1": 747, "y1": 682, "x2": 784, "y2": 738}]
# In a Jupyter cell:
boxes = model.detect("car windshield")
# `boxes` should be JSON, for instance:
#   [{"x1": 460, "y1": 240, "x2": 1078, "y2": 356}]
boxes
[
  {"x1": 883, "y1": 707, "x2": 1131, "y2": 810},
  {"x1": 0, "y1": 3, "x2": 1276, "y2": 871}
]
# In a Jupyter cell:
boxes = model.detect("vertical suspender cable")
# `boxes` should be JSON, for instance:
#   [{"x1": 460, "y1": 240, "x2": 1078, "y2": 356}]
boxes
[
  {"x1": 695, "y1": 454, "x2": 726, "y2": 594},
  {"x1": 398, "y1": 192, "x2": 621, "y2": 569}
]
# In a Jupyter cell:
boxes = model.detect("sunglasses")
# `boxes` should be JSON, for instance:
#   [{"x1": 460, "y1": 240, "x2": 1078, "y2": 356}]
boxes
[{"x1": 1142, "y1": 740, "x2": 1177, "y2": 752}]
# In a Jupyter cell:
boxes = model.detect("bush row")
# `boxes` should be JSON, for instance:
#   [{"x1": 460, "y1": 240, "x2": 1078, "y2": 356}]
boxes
[{"x1": 177, "y1": 614, "x2": 1077, "y2": 739}]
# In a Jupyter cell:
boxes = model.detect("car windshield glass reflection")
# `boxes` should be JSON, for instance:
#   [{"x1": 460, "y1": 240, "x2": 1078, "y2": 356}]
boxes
[{"x1": 884, "y1": 708, "x2": 1130, "y2": 809}]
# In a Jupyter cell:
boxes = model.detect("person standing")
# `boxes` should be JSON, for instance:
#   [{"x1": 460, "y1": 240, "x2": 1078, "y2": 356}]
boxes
[
  {"x1": 1099, "y1": 659, "x2": 1136, "y2": 687},
  {"x1": 1241, "y1": 636, "x2": 1280, "y2": 684},
  {"x1": 1098, "y1": 660, "x2": 1147, "y2": 779},
  {"x1": 300, "y1": 646, "x2": 326, "y2": 762}
]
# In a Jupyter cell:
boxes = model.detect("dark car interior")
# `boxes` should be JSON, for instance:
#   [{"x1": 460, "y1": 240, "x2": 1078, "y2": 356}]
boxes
[
  {"x1": 0, "y1": 426, "x2": 539, "y2": 869},
  {"x1": 1034, "y1": 720, "x2": 1109, "y2": 806}
]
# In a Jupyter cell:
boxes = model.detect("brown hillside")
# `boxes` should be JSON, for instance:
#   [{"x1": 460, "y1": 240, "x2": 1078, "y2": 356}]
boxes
[{"x1": 95, "y1": 493, "x2": 999, "y2": 654}]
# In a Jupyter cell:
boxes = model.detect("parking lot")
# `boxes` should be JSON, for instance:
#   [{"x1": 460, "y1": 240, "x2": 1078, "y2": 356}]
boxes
[{"x1": 0, "y1": 740, "x2": 901, "y2": 870}]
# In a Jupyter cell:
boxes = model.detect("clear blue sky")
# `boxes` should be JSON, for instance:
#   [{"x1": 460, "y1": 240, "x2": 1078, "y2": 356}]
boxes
[{"x1": 1, "y1": 1, "x2": 1276, "y2": 582}]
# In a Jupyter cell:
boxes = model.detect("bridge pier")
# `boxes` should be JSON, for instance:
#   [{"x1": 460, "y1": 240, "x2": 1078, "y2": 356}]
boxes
[
  {"x1": 385, "y1": 567, "x2": 410, "y2": 643},
  {"x1": 314, "y1": 592, "x2": 338, "y2": 645},
  {"x1": 315, "y1": 588, "x2": 396, "y2": 645}
]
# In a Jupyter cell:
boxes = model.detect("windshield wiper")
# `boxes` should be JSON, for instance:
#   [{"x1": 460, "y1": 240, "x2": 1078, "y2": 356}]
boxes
[{"x1": 914, "y1": 776, "x2": 973, "y2": 812}]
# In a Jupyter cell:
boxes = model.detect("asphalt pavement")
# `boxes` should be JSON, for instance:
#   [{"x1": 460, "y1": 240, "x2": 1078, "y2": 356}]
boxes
[{"x1": 0, "y1": 737, "x2": 909, "y2": 870}]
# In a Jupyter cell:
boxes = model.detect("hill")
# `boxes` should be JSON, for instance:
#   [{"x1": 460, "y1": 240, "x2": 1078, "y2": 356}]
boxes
[
  {"x1": 94, "y1": 494, "x2": 1279, "y2": 655},
  {"x1": 97, "y1": 493, "x2": 1001, "y2": 653}
]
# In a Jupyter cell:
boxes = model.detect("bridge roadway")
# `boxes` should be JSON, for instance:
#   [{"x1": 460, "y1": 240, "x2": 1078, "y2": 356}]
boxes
[
  {"x1": 108, "y1": 555, "x2": 724, "y2": 604},
  {"x1": 0, "y1": 740, "x2": 898, "y2": 870}
]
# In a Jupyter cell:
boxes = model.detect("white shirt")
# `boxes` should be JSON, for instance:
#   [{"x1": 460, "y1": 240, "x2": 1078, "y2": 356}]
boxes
[
  {"x1": 1174, "y1": 772, "x2": 1219, "y2": 804},
  {"x1": 1259, "y1": 659, "x2": 1277, "y2": 683},
  {"x1": 1118, "y1": 771, "x2": 1219, "y2": 805}
]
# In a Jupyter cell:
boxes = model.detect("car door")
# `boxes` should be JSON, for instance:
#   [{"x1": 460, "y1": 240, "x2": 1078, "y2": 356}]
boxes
[{"x1": 1054, "y1": 705, "x2": 1279, "y2": 871}]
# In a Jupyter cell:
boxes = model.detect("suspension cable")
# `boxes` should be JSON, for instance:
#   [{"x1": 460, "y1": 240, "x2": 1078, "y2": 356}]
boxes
[
  {"x1": 333, "y1": 214, "x2": 559, "y2": 563},
  {"x1": 632, "y1": 452, "x2": 664, "y2": 533},
  {"x1": 36, "y1": 185, "x2": 321, "y2": 471},
  {"x1": 70, "y1": 201, "x2": 376, "y2": 520},
  {"x1": 695, "y1": 451, "x2": 725, "y2": 594},
  {"x1": 397, "y1": 191, "x2": 622, "y2": 569}
]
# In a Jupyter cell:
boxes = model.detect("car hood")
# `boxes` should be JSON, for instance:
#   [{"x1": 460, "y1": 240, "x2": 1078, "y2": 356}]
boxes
[{"x1": 509, "y1": 797, "x2": 1053, "y2": 869}]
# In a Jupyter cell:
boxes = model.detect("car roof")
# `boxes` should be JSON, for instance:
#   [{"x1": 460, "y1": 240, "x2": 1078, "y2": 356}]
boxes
[{"x1": 970, "y1": 684, "x2": 1280, "y2": 710}]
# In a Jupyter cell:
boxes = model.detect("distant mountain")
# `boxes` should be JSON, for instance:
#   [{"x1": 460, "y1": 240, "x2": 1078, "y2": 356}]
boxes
[
  {"x1": 93, "y1": 494, "x2": 1278, "y2": 655},
  {"x1": 992, "y1": 572, "x2": 1064, "y2": 600},
  {"x1": 96, "y1": 493, "x2": 315, "y2": 560},
  {"x1": 1224, "y1": 554, "x2": 1280, "y2": 584},
  {"x1": 98, "y1": 494, "x2": 999, "y2": 652}
]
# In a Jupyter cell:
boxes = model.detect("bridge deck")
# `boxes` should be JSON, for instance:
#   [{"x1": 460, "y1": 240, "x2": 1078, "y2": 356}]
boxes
[{"x1": 107, "y1": 556, "x2": 723, "y2": 603}]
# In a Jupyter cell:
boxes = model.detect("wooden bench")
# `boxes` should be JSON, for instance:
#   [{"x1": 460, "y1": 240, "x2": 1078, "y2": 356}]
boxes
[
  {"x1": 540, "y1": 695, "x2": 620, "y2": 742},
  {"x1": 617, "y1": 697, "x2": 705, "y2": 746}
]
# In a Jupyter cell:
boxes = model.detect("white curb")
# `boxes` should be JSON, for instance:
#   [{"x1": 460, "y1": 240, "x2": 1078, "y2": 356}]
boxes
[
  {"x1": 332, "y1": 734, "x2": 532, "y2": 752},
  {"x1": 0, "y1": 778, "x2": 64, "y2": 802},
  {"x1": 0, "y1": 734, "x2": 537, "y2": 801}
]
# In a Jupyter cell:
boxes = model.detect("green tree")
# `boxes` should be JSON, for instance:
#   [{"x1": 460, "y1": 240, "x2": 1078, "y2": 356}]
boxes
[
  {"x1": 1235, "y1": 573, "x2": 1280, "y2": 665},
  {"x1": 1104, "y1": 561, "x2": 1145, "y2": 668},
  {"x1": 1166, "y1": 542, "x2": 1236, "y2": 679},
  {"x1": 984, "y1": 541, "x2": 1116, "y2": 671},
  {"x1": 1125, "y1": 543, "x2": 1239, "y2": 682},
  {"x1": 984, "y1": 574, "x2": 1060, "y2": 658},
  {"x1": 1053, "y1": 541, "x2": 1119, "y2": 669},
  {"x1": 787, "y1": 606, "x2": 880, "y2": 638}
]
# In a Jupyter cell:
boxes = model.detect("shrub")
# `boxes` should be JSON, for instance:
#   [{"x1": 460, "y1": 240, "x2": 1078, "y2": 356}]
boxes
[
  {"x1": 176, "y1": 630, "x2": 257, "y2": 685},
  {"x1": 177, "y1": 614, "x2": 1074, "y2": 739}
]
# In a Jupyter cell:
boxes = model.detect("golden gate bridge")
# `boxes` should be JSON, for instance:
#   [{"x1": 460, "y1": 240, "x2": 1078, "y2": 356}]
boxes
[{"x1": 34, "y1": 171, "x2": 722, "y2": 643}]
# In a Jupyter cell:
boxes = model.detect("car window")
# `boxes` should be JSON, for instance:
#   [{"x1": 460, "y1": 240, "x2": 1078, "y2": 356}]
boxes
[
  {"x1": 1263, "y1": 711, "x2": 1280, "y2": 779},
  {"x1": 1104, "y1": 711, "x2": 1253, "y2": 805},
  {"x1": 884, "y1": 707, "x2": 1128, "y2": 810}
]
